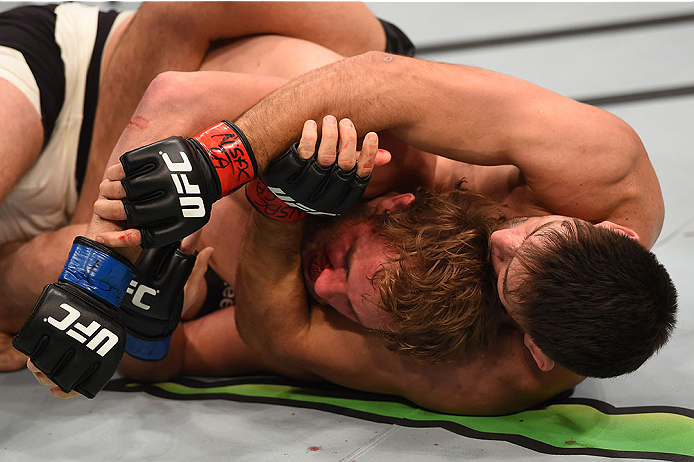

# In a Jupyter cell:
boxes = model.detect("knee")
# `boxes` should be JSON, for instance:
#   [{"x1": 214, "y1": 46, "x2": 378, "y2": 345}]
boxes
[
  {"x1": 137, "y1": 71, "x2": 192, "y2": 116},
  {"x1": 132, "y1": 71, "x2": 215, "y2": 134}
]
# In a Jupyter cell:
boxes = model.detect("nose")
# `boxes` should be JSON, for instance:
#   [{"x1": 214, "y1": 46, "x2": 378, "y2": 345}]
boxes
[{"x1": 312, "y1": 267, "x2": 348, "y2": 302}]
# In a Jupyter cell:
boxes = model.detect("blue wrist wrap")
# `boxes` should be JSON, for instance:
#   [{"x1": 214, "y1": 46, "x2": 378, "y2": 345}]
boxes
[
  {"x1": 125, "y1": 333, "x2": 172, "y2": 361},
  {"x1": 59, "y1": 238, "x2": 135, "y2": 307}
]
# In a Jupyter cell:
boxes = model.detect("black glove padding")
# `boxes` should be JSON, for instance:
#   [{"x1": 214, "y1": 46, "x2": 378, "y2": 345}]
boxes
[
  {"x1": 120, "y1": 136, "x2": 221, "y2": 248},
  {"x1": 120, "y1": 242, "x2": 196, "y2": 361},
  {"x1": 13, "y1": 282, "x2": 127, "y2": 398},
  {"x1": 260, "y1": 143, "x2": 370, "y2": 216}
]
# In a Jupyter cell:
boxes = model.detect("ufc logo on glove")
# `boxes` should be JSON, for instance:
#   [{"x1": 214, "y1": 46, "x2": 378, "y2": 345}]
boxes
[
  {"x1": 45, "y1": 303, "x2": 120, "y2": 357},
  {"x1": 125, "y1": 280, "x2": 158, "y2": 311},
  {"x1": 160, "y1": 149, "x2": 206, "y2": 218}
]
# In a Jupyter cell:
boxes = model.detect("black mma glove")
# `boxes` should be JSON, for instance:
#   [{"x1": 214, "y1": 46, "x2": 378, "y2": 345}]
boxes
[
  {"x1": 120, "y1": 242, "x2": 196, "y2": 361},
  {"x1": 120, "y1": 121, "x2": 257, "y2": 248},
  {"x1": 247, "y1": 142, "x2": 370, "y2": 220},
  {"x1": 13, "y1": 237, "x2": 135, "y2": 398}
]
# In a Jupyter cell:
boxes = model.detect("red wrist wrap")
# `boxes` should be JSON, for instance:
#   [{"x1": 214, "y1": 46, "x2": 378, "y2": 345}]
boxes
[
  {"x1": 191, "y1": 121, "x2": 257, "y2": 196},
  {"x1": 245, "y1": 179, "x2": 306, "y2": 222}
]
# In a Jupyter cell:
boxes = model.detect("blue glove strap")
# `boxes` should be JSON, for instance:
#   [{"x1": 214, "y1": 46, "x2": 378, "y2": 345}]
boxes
[
  {"x1": 125, "y1": 333, "x2": 172, "y2": 361},
  {"x1": 59, "y1": 241, "x2": 135, "y2": 307}
]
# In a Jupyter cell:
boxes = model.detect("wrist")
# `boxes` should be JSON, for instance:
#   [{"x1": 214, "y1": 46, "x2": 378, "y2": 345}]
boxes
[
  {"x1": 245, "y1": 178, "x2": 306, "y2": 222},
  {"x1": 189, "y1": 121, "x2": 257, "y2": 197},
  {"x1": 59, "y1": 237, "x2": 136, "y2": 308},
  {"x1": 125, "y1": 333, "x2": 172, "y2": 361}
]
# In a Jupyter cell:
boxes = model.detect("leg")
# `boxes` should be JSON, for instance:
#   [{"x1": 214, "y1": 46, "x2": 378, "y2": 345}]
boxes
[
  {"x1": 72, "y1": 1, "x2": 385, "y2": 223},
  {"x1": 88, "y1": 70, "x2": 289, "y2": 262},
  {"x1": 0, "y1": 78, "x2": 43, "y2": 204}
]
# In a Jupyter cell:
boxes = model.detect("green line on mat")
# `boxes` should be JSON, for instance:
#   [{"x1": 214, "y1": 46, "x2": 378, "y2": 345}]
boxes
[{"x1": 146, "y1": 381, "x2": 694, "y2": 457}]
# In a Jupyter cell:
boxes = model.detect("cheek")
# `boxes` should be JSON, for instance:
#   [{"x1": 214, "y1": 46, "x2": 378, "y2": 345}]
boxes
[
  {"x1": 355, "y1": 304, "x2": 394, "y2": 331},
  {"x1": 351, "y1": 276, "x2": 393, "y2": 331}
]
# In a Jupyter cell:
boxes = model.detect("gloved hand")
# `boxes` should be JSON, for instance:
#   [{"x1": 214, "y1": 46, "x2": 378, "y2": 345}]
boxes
[
  {"x1": 246, "y1": 116, "x2": 381, "y2": 221},
  {"x1": 119, "y1": 121, "x2": 257, "y2": 248},
  {"x1": 13, "y1": 237, "x2": 135, "y2": 398},
  {"x1": 120, "y1": 242, "x2": 196, "y2": 361},
  {"x1": 253, "y1": 141, "x2": 371, "y2": 218}
]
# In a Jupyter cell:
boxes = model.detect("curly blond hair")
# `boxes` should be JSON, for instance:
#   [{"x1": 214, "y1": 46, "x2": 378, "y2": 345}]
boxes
[{"x1": 370, "y1": 187, "x2": 506, "y2": 362}]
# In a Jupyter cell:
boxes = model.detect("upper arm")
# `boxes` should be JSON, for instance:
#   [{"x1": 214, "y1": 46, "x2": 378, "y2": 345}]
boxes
[
  {"x1": 378, "y1": 57, "x2": 663, "y2": 243},
  {"x1": 140, "y1": 2, "x2": 385, "y2": 58},
  {"x1": 264, "y1": 305, "x2": 410, "y2": 396}
]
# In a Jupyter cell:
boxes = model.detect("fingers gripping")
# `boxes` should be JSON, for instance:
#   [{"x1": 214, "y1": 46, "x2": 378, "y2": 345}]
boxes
[
  {"x1": 358, "y1": 132, "x2": 379, "y2": 177},
  {"x1": 297, "y1": 120, "x2": 318, "y2": 159},
  {"x1": 317, "y1": 115, "x2": 339, "y2": 167},
  {"x1": 27, "y1": 359, "x2": 79, "y2": 399},
  {"x1": 258, "y1": 115, "x2": 380, "y2": 217},
  {"x1": 337, "y1": 119, "x2": 358, "y2": 172},
  {"x1": 300, "y1": 116, "x2": 379, "y2": 177}
]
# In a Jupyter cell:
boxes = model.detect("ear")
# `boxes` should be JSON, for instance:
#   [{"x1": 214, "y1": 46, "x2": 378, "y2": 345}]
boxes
[
  {"x1": 374, "y1": 193, "x2": 415, "y2": 214},
  {"x1": 596, "y1": 221, "x2": 640, "y2": 242},
  {"x1": 523, "y1": 334, "x2": 555, "y2": 372}
]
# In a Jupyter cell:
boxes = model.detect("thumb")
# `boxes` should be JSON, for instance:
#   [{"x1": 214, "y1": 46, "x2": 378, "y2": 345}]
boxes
[{"x1": 182, "y1": 246, "x2": 214, "y2": 319}]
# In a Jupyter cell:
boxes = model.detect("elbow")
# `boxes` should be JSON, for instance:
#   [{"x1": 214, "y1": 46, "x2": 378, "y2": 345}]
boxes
[{"x1": 345, "y1": 50, "x2": 405, "y2": 77}]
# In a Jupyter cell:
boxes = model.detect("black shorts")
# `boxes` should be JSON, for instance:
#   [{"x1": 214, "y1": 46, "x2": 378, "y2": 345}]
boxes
[{"x1": 379, "y1": 19, "x2": 416, "y2": 57}]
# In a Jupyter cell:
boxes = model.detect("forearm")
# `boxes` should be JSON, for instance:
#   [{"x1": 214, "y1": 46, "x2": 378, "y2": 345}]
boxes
[
  {"x1": 234, "y1": 212, "x2": 308, "y2": 357},
  {"x1": 118, "y1": 324, "x2": 186, "y2": 382},
  {"x1": 119, "y1": 305, "x2": 316, "y2": 381},
  {"x1": 0, "y1": 224, "x2": 87, "y2": 333},
  {"x1": 234, "y1": 52, "x2": 496, "y2": 167},
  {"x1": 235, "y1": 51, "x2": 626, "y2": 170},
  {"x1": 233, "y1": 52, "x2": 661, "y2": 241}
]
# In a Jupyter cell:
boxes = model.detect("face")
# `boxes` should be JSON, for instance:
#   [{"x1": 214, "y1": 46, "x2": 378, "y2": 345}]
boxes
[
  {"x1": 490, "y1": 215, "x2": 573, "y2": 320},
  {"x1": 301, "y1": 196, "x2": 399, "y2": 331}
]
